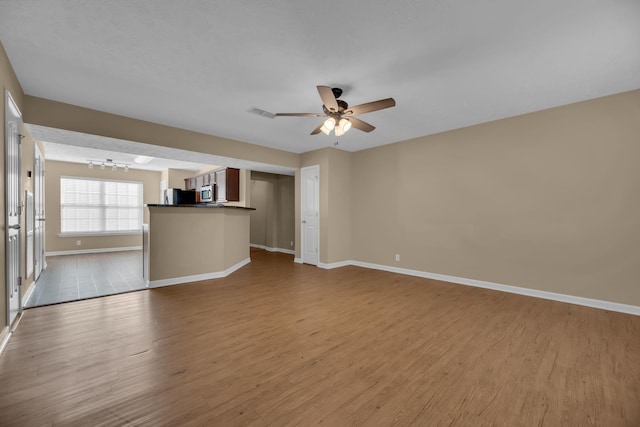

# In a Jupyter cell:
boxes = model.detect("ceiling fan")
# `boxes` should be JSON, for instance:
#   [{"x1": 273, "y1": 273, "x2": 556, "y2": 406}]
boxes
[{"x1": 275, "y1": 86, "x2": 396, "y2": 136}]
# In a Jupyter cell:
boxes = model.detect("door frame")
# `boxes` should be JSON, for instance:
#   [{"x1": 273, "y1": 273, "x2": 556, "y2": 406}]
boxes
[
  {"x1": 300, "y1": 165, "x2": 319, "y2": 265},
  {"x1": 5, "y1": 89, "x2": 23, "y2": 327},
  {"x1": 34, "y1": 143, "x2": 45, "y2": 280}
]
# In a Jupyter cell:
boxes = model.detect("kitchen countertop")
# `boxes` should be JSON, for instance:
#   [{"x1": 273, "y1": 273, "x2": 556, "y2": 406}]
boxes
[{"x1": 145, "y1": 204, "x2": 255, "y2": 210}]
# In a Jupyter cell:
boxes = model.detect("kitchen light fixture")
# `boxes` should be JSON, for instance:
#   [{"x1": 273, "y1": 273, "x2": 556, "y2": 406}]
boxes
[{"x1": 87, "y1": 158, "x2": 131, "y2": 172}]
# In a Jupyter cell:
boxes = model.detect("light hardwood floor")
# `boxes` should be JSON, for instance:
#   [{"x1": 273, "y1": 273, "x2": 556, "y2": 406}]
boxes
[{"x1": 1, "y1": 249, "x2": 639, "y2": 426}]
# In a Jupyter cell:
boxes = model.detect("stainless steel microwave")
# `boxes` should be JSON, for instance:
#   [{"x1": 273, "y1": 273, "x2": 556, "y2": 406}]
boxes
[{"x1": 200, "y1": 184, "x2": 216, "y2": 203}]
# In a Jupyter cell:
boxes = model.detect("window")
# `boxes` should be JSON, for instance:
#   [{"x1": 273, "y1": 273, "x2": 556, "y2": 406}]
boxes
[{"x1": 60, "y1": 177, "x2": 143, "y2": 235}]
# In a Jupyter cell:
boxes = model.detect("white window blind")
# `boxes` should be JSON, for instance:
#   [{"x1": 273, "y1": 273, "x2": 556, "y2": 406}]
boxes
[{"x1": 60, "y1": 177, "x2": 143, "y2": 235}]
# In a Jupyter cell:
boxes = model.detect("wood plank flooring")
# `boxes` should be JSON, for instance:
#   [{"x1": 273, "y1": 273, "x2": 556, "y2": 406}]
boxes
[{"x1": 1, "y1": 248, "x2": 639, "y2": 426}]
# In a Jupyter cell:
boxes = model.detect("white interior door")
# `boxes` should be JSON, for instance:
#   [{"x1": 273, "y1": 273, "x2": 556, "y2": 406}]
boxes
[
  {"x1": 5, "y1": 90, "x2": 22, "y2": 326},
  {"x1": 301, "y1": 165, "x2": 319, "y2": 265},
  {"x1": 34, "y1": 144, "x2": 45, "y2": 279}
]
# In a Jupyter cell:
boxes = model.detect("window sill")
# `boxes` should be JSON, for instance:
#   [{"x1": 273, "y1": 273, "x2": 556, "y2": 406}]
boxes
[{"x1": 58, "y1": 230, "x2": 141, "y2": 238}]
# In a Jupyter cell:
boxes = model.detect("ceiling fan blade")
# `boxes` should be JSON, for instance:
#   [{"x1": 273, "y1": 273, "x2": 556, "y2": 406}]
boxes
[
  {"x1": 317, "y1": 86, "x2": 339, "y2": 113},
  {"x1": 310, "y1": 123, "x2": 323, "y2": 135},
  {"x1": 345, "y1": 98, "x2": 396, "y2": 116},
  {"x1": 348, "y1": 117, "x2": 376, "y2": 133},
  {"x1": 275, "y1": 113, "x2": 326, "y2": 117}
]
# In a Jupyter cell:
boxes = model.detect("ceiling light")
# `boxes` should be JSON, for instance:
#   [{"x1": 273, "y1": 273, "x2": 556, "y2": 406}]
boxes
[
  {"x1": 319, "y1": 123, "x2": 331, "y2": 135},
  {"x1": 89, "y1": 158, "x2": 130, "y2": 172},
  {"x1": 324, "y1": 117, "x2": 336, "y2": 131},
  {"x1": 134, "y1": 155, "x2": 154, "y2": 164},
  {"x1": 339, "y1": 118, "x2": 352, "y2": 133},
  {"x1": 334, "y1": 126, "x2": 345, "y2": 137}
]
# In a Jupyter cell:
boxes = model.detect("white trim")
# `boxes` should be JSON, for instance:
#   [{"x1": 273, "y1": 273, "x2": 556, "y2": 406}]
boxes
[
  {"x1": 22, "y1": 281, "x2": 37, "y2": 307},
  {"x1": 0, "y1": 326, "x2": 10, "y2": 356},
  {"x1": 46, "y1": 246, "x2": 142, "y2": 256},
  {"x1": 317, "y1": 259, "x2": 640, "y2": 316},
  {"x1": 250, "y1": 244, "x2": 295, "y2": 255},
  {"x1": 148, "y1": 257, "x2": 251, "y2": 288},
  {"x1": 294, "y1": 258, "x2": 303, "y2": 264},
  {"x1": 318, "y1": 260, "x2": 351, "y2": 269}
]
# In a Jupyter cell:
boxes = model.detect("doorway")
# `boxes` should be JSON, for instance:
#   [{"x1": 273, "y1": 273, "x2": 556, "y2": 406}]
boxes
[{"x1": 300, "y1": 165, "x2": 319, "y2": 265}]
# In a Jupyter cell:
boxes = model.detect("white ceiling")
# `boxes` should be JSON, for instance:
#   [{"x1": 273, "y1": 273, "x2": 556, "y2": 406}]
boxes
[{"x1": 1, "y1": 0, "x2": 639, "y2": 160}]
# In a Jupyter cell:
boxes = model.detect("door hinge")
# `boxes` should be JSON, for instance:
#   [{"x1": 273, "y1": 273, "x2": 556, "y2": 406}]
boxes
[
  {"x1": 18, "y1": 205, "x2": 22, "y2": 215},
  {"x1": 18, "y1": 276, "x2": 22, "y2": 287}
]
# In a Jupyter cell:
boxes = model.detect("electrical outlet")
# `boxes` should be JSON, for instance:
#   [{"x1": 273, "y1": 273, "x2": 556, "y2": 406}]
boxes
[
  {"x1": 290, "y1": 241, "x2": 294, "y2": 247},
  {"x1": 395, "y1": 254, "x2": 400, "y2": 262},
  {"x1": 76, "y1": 240, "x2": 81, "y2": 246}
]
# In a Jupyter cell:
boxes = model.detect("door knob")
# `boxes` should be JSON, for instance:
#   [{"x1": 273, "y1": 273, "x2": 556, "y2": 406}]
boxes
[
  {"x1": 9, "y1": 224, "x2": 21, "y2": 230},
  {"x1": 302, "y1": 220, "x2": 307, "y2": 224}
]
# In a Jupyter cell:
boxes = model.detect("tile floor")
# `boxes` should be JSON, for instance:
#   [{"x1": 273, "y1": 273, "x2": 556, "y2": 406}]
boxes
[{"x1": 25, "y1": 251, "x2": 147, "y2": 308}]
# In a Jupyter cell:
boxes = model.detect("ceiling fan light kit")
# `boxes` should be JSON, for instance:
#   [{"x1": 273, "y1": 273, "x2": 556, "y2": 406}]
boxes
[{"x1": 274, "y1": 85, "x2": 395, "y2": 137}]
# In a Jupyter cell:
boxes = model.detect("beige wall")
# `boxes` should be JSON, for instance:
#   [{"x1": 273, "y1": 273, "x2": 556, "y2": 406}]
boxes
[
  {"x1": 1, "y1": 41, "x2": 25, "y2": 333},
  {"x1": 250, "y1": 171, "x2": 295, "y2": 251},
  {"x1": 352, "y1": 89, "x2": 640, "y2": 306},
  {"x1": 44, "y1": 161, "x2": 161, "y2": 253},
  {"x1": 23, "y1": 95, "x2": 300, "y2": 169},
  {"x1": 165, "y1": 168, "x2": 198, "y2": 189}
]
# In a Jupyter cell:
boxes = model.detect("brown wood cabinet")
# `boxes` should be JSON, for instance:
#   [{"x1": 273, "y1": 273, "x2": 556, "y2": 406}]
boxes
[
  {"x1": 184, "y1": 177, "x2": 197, "y2": 190},
  {"x1": 215, "y1": 167, "x2": 240, "y2": 202},
  {"x1": 184, "y1": 167, "x2": 240, "y2": 202}
]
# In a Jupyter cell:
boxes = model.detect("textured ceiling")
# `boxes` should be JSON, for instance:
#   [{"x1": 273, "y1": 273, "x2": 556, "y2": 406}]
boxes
[{"x1": 1, "y1": 0, "x2": 639, "y2": 159}]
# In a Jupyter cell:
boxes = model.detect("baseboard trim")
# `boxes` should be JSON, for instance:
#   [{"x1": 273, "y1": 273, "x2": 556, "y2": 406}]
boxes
[
  {"x1": 294, "y1": 258, "x2": 303, "y2": 264},
  {"x1": 0, "y1": 326, "x2": 10, "y2": 356},
  {"x1": 46, "y1": 246, "x2": 142, "y2": 256},
  {"x1": 318, "y1": 260, "x2": 351, "y2": 269},
  {"x1": 319, "y1": 259, "x2": 640, "y2": 316},
  {"x1": 148, "y1": 257, "x2": 251, "y2": 288},
  {"x1": 250, "y1": 244, "x2": 295, "y2": 255}
]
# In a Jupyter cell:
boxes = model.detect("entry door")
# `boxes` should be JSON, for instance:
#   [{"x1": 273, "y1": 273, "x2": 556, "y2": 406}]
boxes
[
  {"x1": 34, "y1": 144, "x2": 45, "y2": 279},
  {"x1": 5, "y1": 90, "x2": 22, "y2": 326},
  {"x1": 301, "y1": 165, "x2": 319, "y2": 265}
]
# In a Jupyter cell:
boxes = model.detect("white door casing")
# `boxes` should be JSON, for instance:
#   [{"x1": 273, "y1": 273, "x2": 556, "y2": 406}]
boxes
[
  {"x1": 300, "y1": 165, "x2": 319, "y2": 265},
  {"x1": 34, "y1": 144, "x2": 45, "y2": 280},
  {"x1": 5, "y1": 90, "x2": 22, "y2": 326}
]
